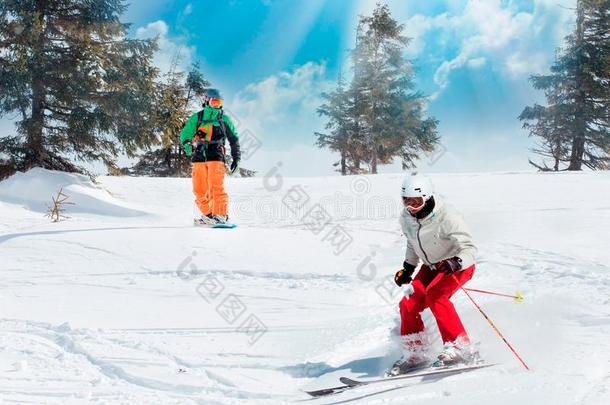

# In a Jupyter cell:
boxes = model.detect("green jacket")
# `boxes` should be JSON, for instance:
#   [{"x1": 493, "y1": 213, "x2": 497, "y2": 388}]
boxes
[{"x1": 179, "y1": 107, "x2": 240, "y2": 163}]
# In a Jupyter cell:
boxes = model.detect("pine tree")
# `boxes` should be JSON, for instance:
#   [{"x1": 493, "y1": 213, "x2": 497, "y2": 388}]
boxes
[
  {"x1": 315, "y1": 3, "x2": 439, "y2": 174},
  {"x1": 519, "y1": 103, "x2": 572, "y2": 171},
  {"x1": 352, "y1": 4, "x2": 439, "y2": 173},
  {"x1": 520, "y1": 0, "x2": 610, "y2": 170},
  {"x1": 315, "y1": 77, "x2": 353, "y2": 175},
  {"x1": 0, "y1": 0, "x2": 159, "y2": 179},
  {"x1": 127, "y1": 60, "x2": 209, "y2": 177}
]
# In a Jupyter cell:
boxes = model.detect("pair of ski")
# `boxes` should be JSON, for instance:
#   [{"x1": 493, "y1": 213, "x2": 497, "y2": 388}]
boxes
[{"x1": 304, "y1": 362, "x2": 495, "y2": 397}]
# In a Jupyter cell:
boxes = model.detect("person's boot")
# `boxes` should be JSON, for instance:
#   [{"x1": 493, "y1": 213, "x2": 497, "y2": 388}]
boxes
[
  {"x1": 434, "y1": 340, "x2": 479, "y2": 367},
  {"x1": 195, "y1": 213, "x2": 217, "y2": 226},
  {"x1": 436, "y1": 343, "x2": 465, "y2": 365},
  {"x1": 211, "y1": 214, "x2": 228, "y2": 225},
  {"x1": 386, "y1": 353, "x2": 429, "y2": 376},
  {"x1": 386, "y1": 332, "x2": 430, "y2": 376}
]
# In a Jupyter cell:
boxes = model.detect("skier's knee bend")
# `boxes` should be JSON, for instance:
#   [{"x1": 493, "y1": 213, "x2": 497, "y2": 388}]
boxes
[
  {"x1": 399, "y1": 295, "x2": 425, "y2": 317},
  {"x1": 399, "y1": 296, "x2": 418, "y2": 316},
  {"x1": 399, "y1": 296, "x2": 409, "y2": 313}
]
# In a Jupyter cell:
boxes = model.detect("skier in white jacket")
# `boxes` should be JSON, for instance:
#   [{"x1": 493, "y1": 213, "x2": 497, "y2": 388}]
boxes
[{"x1": 390, "y1": 174, "x2": 478, "y2": 375}]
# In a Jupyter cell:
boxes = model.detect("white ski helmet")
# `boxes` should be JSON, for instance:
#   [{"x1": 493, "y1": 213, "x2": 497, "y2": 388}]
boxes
[{"x1": 401, "y1": 174, "x2": 434, "y2": 200}]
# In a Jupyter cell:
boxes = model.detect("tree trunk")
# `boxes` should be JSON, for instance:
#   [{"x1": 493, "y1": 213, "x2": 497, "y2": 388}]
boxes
[
  {"x1": 27, "y1": 0, "x2": 49, "y2": 166},
  {"x1": 340, "y1": 151, "x2": 346, "y2": 175},
  {"x1": 28, "y1": 79, "x2": 46, "y2": 165},
  {"x1": 553, "y1": 137, "x2": 562, "y2": 171},
  {"x1": 371, "y1": 147, "x2": 378, "y2": 174},
  {"x1": 568, "y1": 0, "x2": 586, "y2": 171},
  {"x1": 568, "y1": 135, "x2": 585, "y2": 170}
]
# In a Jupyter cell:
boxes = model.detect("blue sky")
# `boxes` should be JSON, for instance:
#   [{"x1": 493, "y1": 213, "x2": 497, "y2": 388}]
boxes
[{"x1": 1, "y1": 0, "x2": 578, "y2": 176}]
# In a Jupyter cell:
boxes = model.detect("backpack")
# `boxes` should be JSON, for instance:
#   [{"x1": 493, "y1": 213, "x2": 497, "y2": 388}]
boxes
[
  {"x1": 192, "y1": 108, "x2": 228, "y2": 160},
  {"x1": 194, "y1": 108, "x2": 227, "y2": 144}
]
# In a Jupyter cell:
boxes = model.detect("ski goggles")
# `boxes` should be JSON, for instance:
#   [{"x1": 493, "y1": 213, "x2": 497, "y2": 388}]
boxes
[
  {"x1": 402, "y1": 196, "x2": 425, "y2": 214},
  {"x1": 208, "y1": 97, "x2": 223, "y2": 108}
]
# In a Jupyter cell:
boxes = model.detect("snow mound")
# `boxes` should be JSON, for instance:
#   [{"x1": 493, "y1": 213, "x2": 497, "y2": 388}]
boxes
[{"x1": 0, "y1": 168, "x2": 147, "y2": 217}]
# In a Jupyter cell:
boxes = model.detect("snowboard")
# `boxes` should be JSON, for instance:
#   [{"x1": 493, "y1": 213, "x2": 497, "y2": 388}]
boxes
[
  {"x1": 304, "y1": 362, "x2": 496, "y2": 398},
  {"x1": 211, "y1": 223, "x2": 237, "y2": 229}
]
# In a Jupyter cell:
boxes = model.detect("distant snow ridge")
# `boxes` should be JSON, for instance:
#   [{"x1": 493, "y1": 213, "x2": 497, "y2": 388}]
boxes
[{"x1": 0, "y1": 168, "x2": 147, "y2": 217}]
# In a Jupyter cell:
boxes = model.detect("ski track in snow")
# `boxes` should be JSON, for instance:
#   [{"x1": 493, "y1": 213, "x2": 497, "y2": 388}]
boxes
[{"x1": 1, "y1": 169, "x2": 609, "y2": 404}]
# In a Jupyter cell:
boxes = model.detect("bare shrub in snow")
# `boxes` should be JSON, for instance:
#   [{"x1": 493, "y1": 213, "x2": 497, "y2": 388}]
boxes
[{"x1": 45, "y1": 187, "x2": 74, "y2": 222}]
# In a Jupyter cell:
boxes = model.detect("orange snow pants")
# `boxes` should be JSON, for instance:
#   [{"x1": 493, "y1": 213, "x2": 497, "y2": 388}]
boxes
[
  {"x1": 399, "y1": 264, "x2": 475, "y2": 344},
  {"x1": 192, "y1": 161, "x2": 228, "y2": 216}
]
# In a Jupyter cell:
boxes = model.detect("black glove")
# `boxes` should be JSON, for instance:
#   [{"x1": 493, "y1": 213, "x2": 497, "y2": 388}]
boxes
[
  {"x1": 230, "y1": 159, "x2": 239, "y2": 174},
  {"x1": 394, "y1": 261, "x2": 416, "y2": 287},
  {"x1": 435, "y1": 257, "x2": 462, "y2": 274}
]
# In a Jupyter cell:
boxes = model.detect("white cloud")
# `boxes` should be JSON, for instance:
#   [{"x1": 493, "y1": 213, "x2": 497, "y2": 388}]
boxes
[
  {"x1": 135, "y1": 20, "x2": 196, "y2": 74},
  {"x1": 505, "y1": 51, "x2": 547, "y2": 76},
  {"x1": 124, "y1": 1, "x2": 174, "y2": 25},
  {"x1": 230, "y1": 62, "x2": 333, "y2": 138},
  {"x1": 430, "y1": 0, "x2": 536, "y2": 91},
  {"x1": 183, "y1": 3, "x2": 193, "y2": 16},
  {"x1": 467, "y1": 57, "x2": 486, "y2": 68},
  {"x1": 394, "y1": 0, "x2": 577, "y2": 95},
  {"x1": 227, "y1": 62, "x2": 337, "y2": 175},
  {"x1": 401, "y1": 14, "x2": 436, "y2": 56},
  {"x1": 135, "y1": 20, "x2": 168, "y2": 38}
]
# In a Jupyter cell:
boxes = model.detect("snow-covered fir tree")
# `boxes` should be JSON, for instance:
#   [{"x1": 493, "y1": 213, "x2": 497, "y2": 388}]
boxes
[
  {"x1": 0, "y1": 0, "x2": 158, "y2": 179},
  {"x1": 520, "y1": 0, "x2": 610, "y2": 171}
]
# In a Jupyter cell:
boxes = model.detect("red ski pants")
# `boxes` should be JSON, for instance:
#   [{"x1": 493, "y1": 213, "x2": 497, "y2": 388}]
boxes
[{"x1": 399, "y1": 264, "x2": 475, "y2": 343}]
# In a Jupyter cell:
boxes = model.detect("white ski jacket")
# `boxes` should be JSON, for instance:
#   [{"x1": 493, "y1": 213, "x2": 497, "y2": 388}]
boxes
[{"x1": 399, "y1": 196, "x2": 477, "y2": 270}]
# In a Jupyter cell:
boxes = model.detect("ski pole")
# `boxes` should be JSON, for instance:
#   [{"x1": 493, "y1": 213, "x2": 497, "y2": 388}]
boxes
[
  {"x1": 464, "y1": 287, "x2": 524, "y2": 303},
  {"x1": 452, "y1": 275, "x2": 530, "y2": 370}
]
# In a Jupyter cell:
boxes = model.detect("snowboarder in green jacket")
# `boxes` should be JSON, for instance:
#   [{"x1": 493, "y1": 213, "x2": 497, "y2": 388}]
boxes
[{"x1": 179, "y1": 89, "x2": 240, "y2": 225}]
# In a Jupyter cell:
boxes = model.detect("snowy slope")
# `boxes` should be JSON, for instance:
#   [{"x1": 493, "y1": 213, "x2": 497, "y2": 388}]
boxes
[{"x1": 0, "y1": 168, "x2": 609, "y2": 404}]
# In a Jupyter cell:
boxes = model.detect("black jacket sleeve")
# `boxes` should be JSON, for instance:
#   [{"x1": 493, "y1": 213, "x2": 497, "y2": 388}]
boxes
[{"x1": 224, "y1": 121, "x2": 240, "y2": 162}]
